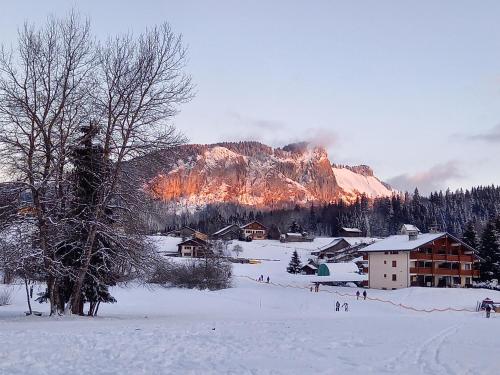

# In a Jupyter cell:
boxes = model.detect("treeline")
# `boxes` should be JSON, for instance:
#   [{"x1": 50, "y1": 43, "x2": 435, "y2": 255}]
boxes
[{"x1": 183, "y1": 186, "x2": 500, "y2": 239}]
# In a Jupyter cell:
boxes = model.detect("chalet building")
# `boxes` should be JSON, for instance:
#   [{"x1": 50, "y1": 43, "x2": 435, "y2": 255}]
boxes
[
  {"x1": 280, "y1": 232, "x2": 315, "y2": 243},
  {"x1": 166, "y1": 226, "x2": 208, "y2": 241},
  {"x1": 362, "y1": 226, "x2": 480, "y2": 289},
  {"x1": 339, "y1": 227, "x2": 363, "y2": 237},
  {"x1": 240, "y1": 221, "x2": 268, "y2": 240},
  {"x1": 311, "y1": 238, "x2": 351, "y2": 260},
  {"x1": 211, "y1": 224, "x2": 242, "y2": 241},
  {"x1": 177, "y1": 237, "x2": 212, "y2": 258},
  {"x1": 300, "y1": 262, "x2": 318, "y2": 275}
]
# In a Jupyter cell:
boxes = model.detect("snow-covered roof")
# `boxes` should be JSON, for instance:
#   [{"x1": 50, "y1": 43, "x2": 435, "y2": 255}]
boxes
[
  {"x1": 362, "y1": 233, "x2": 445, "y2": 252},
  {"x1": 313, "y1": 238, "x2": 350, "y2": 252},
  {"x1": 302, "y1": 263, "x2": 318, "y2": 270},
  {"x1": 310, "y1": 274, "x2": 367, "y2": 283},
  {"x1": 320, "y1": 262, "x2": 360, "y2": 274},
  {"x1": 212, "y1": 224, "x2": 240, "y2": 236},
  {"x1": 286, "y1": 232, "x2": 303, "y2": 237},
  {"x1": 341, "y1": 227, "x2": 362, "y2": 233}
]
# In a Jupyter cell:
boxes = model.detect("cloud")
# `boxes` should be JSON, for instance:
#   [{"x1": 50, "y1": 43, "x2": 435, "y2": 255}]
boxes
[
  {"x1": 462, "y1": 124, "x2": 500, "y2": 143},
  {"x1": 227, "y1": 112, "x2": 286, "y2": 130},
  {"x1": 387, "y1": 161, "x2": 463, "y2": 195}
]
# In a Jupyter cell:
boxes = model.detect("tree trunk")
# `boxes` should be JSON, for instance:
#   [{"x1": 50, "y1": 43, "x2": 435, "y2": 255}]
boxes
[{"x1": 24, "y1": 277, "x2": 32, "y2": 315}]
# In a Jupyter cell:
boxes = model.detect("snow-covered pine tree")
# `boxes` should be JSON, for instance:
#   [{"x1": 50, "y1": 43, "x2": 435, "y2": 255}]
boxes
[
  {"x1": 287, "y1": 250, "x2": 302, "y2": 274},
  {"x1": 478, "y1": 220, "x2": 500, "y2": 281},
  {"x1": 462, "y1": 221, "x2": 479, "y2": 250}
]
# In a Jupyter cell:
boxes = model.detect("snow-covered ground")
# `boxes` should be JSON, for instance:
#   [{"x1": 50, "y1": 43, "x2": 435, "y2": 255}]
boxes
[{"x1": 1, "y1": 237, "x2": 500, "y2": 374}]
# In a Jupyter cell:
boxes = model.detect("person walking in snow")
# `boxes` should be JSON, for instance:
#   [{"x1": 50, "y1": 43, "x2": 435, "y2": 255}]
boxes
[
  {"x1": 266, "y1": 276, "x2": 270, "y2": 283},
  {"x1": 363, "y1": 290, "x2": 367, "y2": 300},
  {"x1": 335, "y1": 301, "x2": 340, "y2": 311},
  {"x1": 259, "y1": 275, "x2": 263, "y2": 282},
  {"x1": 342, "y1": 302, "x2": 349, "y2": 312},
  {"x1": 314, "y1": 283, "x2": 319, "y2": 292},
  {"x1": 356, "y1": 291, "x2": 360, "y2": 300},
  {"x1": 485, "y1": 304, "x2": 492, "y2": 318}
]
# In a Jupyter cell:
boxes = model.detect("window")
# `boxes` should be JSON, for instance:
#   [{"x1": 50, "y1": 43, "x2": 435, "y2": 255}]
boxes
[
  {"x1": 384, "y1": 251, "x2": 389, "y2": 255},
  {"x1": 384, "y1": 274, "x2": 387, "y2": 278},
  {"x1": 390, "y1": 251, "x2": 399, "y2": 254},
  {"x1": 384, "y1": 260, "x2": 387, "y2": 264},
  {"x1": 392, "y1": 260, "x2": 397, "y2": 267},
  {"x1": 392, "y1": 274, "x2": 397, "y2": 281}
]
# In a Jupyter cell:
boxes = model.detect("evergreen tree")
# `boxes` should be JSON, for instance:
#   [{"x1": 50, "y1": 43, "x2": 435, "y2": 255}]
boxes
[
  {"x1": 462, "y1": 221, "x2": 479, "y2": 250},
  {"x1": 479, "y1": 220, "x2": 500, "y2": 281},
  {"x1": 286, "y1": 250, "x2": 302, "y2": 274}
]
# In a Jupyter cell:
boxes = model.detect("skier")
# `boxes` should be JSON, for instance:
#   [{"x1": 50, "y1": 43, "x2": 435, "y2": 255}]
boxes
[
  {"x1": 315, "y1": 284, "x2": 319, "y2": 292},
  {"x1": 485, "y1": 304, "x2": 492, "y2": 318},
  {"x1": 363, "y1": 290, "x2": 367, "y2": 300},
  {"x1": 342, "y1": 302, "x2": 349, "y2": 312},
  {"x1": 335, "y1": 301, "x2": 340, "y2": 311},
  {"x1": 259, "y1": 275, "x2": 263, "y2": 282},
  {"x1": 266, "y1": 276, "x2": 270, "y2": 283},
  {"x1": 356, "y1": 291, "x2": 360, "y2": 300}
]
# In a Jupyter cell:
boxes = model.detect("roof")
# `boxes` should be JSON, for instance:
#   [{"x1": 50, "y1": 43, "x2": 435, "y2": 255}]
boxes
[
  {"x1": 319, "y1": 262, "x2": 360, "y2": 274},
  {"x1": 362, "y1": 232, "x2": 447, "y2": 252},
  {"x1": 341, "y1": 227, "x2": 362, "y2": 233},
  {"x1": 313, "y1": 238, "x2": 350, "y2": 253},
  {"x1": 285, "y1": 232, "x2": 304, "y2": 237},
  {"x1": 178, "y1": 237, "x2": 209, "y2": 247},
  {"x1": 240, "y1": 220, "x2": 268, "y2": 230},
  {"x1": 310, "y1": 274, "x2": 367, "y2": 283},
  {"x1": 301, "y1": 263, "x2": 318, "y2": 270},
  {"x1": 212, "y1": 224, "x2": 240, "y2": 236}
]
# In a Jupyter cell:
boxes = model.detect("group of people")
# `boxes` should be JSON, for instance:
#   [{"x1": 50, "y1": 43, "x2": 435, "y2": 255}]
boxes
[
  {"x1": 335, "y1": 301, "x2": 349, "y2": 312},
  {"x1": 356, "y1": 290, "x2": 367, "y2": 300},
  {"x1": 257, "y1": 275, "x2": 270, "y2": 283}
]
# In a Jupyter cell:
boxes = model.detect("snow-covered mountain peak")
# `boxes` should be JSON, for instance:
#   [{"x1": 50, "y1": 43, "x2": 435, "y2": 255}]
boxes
[{"x1": 144, "y1": 141, "x2": 394, "y2": 210}]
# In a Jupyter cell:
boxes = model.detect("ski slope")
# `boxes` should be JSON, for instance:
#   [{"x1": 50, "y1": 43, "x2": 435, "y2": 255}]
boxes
[{"x1": 1, "y1": 237, "x2": 499, "y2": 374}]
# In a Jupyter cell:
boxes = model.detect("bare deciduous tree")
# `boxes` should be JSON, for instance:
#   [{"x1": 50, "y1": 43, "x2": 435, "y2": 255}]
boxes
[{"x1": 0, "y1": 13, "x2": 193, "y2": 315}]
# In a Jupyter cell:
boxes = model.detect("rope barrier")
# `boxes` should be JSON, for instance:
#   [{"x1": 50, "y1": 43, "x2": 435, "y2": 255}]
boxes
[{"x1": 236, "y1": 275, "x2": 477, "y2": 313}]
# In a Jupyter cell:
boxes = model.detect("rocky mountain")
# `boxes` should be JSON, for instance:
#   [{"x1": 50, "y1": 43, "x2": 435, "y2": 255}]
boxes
[{"x1": 143, "y1": 141, "x2": 394, "y2": 210}]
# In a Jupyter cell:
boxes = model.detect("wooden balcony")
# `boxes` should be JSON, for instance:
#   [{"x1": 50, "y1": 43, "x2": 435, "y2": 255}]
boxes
[
  {"x1": 410, "y1": 253, "x2": 474, "y2": 262},
  {"x1": 409, "y1": 267, "x2": 479, "y2": 277}
]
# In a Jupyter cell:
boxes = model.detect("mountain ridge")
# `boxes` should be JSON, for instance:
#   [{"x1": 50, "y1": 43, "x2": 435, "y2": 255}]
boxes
[{"x1": 144, "y1": 141, "x2": 394, "y2": 210}]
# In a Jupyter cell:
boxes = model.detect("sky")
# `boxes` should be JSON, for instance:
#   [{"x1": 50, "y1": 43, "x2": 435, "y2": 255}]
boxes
[{"x1": 1, "y1": 1, "x2": 499, "y2": 194}]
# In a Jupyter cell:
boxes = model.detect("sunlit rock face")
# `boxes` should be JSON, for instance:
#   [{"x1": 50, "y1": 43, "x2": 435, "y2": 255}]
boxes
[{"x1": 145, "y1": 141, "x2": 394, "y2": 210}]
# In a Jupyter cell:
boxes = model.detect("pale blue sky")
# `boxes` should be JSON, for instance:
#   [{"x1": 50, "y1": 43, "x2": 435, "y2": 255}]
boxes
[{"x1": 1, "y1": 1, "x2": 499, "y2": 194}]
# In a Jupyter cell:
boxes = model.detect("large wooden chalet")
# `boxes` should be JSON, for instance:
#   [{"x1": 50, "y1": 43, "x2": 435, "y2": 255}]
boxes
[
  {"x1": 177, "y1": 237, "x2": 212, "y2": 258},
  {"x1": 311, "y1": 238, "x2": 351, "y2": 260},
  {"x1": 362, "y1": 225, "x2": 480, "y2": 289},
  {"x1": 240, "y1": 221, "x2": 268, "y2": 240}
]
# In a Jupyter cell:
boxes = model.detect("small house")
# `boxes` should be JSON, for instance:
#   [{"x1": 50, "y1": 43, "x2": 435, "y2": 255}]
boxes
[
  {"x1": 240, "y1": 221, "x2": 268, "y2": 240},
  {"x1": 301, "y1": 262, "x2": 318, "y2": 275},
  {"x1": 280, "y1": 232, "x2": 315, "y2": 243}
]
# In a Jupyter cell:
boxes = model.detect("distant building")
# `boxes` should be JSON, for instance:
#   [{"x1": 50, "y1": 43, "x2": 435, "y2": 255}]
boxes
[
  {"x1": 339, "y1": 227, "x2": 363, "y2": 237},
  {"x1": 240, "y1": 221, "x2": 268, "y2": 240},
  {"x1": 311, "y1": 238, "x2": 351, "y2": 260},
  {"x1": 211, "y1": 224, "x2": 242, "y2": 241},
  {"x1": 166, "y1": 226, "x2": 208, "y2": 241},
  {"x1": 280, "y1": 232, "x2": 314, "y2": 243},
  {"x1": 177, "y1": 237, "x2": 212, "y2": 258},
  {"x1": 312, "y1": 262, "x2": 367, "y2": 285},
  {"x1": 362, "y1": 229, "x2": 480, "y2": 289},
  {"x1": 300, "y1": 262, "x2": 318, "y2": 275},
  {"x1": 399, "y1": 224, "x2": 420, "y2": 236}
]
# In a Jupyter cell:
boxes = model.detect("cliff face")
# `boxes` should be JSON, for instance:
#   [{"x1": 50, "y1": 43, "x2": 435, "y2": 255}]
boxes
[{"x1": 145, "y1": 141, "x2": 393, "y2": 209}]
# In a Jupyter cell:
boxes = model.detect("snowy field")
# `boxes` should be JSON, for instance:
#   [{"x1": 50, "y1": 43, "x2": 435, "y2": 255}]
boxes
[{"x1": 1, "y1": 238, "x2": 500, "y2": 375}]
